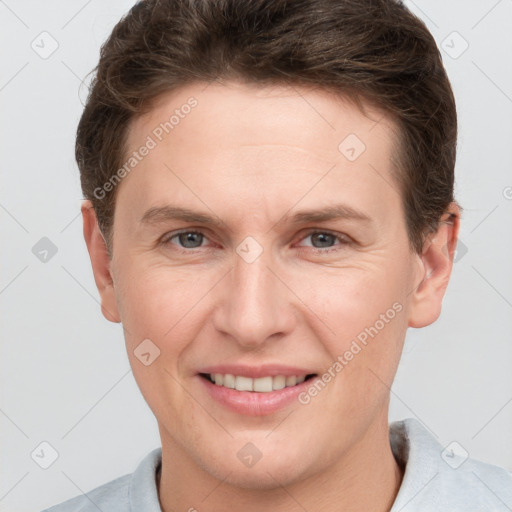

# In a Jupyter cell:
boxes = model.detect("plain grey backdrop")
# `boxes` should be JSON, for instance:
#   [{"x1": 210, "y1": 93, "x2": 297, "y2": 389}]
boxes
[{"x1": 1, "y1": 1, "x2": 511, "y2": 511}]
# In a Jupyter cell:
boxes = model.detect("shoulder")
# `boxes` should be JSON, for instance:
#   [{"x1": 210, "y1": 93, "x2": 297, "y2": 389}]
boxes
[
  {"x1": 40, "y1": 447, "x2": 162, "y2": 512},
  {"x1": 390, "y1": 418, "x2": 512, "y2": 511},
  {"x1": 41, "y1": 474, "x2": 131, "y2": 512}
]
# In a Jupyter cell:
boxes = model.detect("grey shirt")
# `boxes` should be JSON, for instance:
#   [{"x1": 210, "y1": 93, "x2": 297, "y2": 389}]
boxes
[{"x1": 42, "y1": 418, "x2": 512, "y2": 511}]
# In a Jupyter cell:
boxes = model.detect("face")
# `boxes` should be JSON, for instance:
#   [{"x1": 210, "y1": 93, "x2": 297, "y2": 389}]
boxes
[{"x1": 84, "y1": 81, "x2": 457, "y2": 489}]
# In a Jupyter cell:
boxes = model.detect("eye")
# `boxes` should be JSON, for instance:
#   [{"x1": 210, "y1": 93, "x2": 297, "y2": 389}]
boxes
[
  {"x1": 160, "y1": 229, "x2": 352, "y2": 254},
  {"x1": 162, "y1": 230, "x2": 207, "y2": 249},
  {"x1": 296, "y1": 230, "x2": 351, "y2": 251}
]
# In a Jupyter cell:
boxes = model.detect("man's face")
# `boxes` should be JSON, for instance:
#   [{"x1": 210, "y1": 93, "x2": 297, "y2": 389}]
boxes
[{"x1": 98, "y1": 82, "x2": 431, "y2": 487}]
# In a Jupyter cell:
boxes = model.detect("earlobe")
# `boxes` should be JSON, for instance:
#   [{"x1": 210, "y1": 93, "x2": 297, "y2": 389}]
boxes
[
  {"x1": 408, "y1": 203, "x2": 460, "y2": 328},
  {"x1": 81, "y1": 200, "x2": 121, "y2": 323}
]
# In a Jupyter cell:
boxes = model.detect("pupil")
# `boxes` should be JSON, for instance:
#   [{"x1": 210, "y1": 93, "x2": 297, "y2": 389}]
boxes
[
  {"x1": 179, "y1": 232, "x2": 202, "y2": 248},
  {"x1": 312, "y1": 233, "x2": 335, "y2": 248}
]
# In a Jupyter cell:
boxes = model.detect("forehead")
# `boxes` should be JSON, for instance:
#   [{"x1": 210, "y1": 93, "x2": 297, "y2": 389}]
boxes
[
  {"x1": 127, "y1": 81, "x2": 395, "y2": 159},
  {"x1": 117, "y1": 81, "x2": 401, "y2": 227}
]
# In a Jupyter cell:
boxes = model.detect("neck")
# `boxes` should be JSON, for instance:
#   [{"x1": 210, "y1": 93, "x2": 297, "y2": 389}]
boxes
[{"x1": 157, "y1": 414, "x2": 403, "y2": 512}]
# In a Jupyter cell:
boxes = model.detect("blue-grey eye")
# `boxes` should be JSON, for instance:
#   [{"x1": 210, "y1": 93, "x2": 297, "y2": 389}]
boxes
[
  {"x1": 308, "y1": 232, "x2": 337, "y2": 248},
  {"x1": 174, "y1": 231, "x2": 204, "y2": 248}
]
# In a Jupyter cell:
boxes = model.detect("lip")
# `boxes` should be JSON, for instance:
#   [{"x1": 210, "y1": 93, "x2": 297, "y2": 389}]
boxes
[
  {"x1": 197, "y1": 368, "x2": 318, "y2": 416},
  {"x1": 197, "y1": 364, "x2": 314, "y2": 379}
]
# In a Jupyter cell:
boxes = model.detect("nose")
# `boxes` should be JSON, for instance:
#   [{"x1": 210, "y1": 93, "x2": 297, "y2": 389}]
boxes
[{"x1": 212, "y1": 248, "x2": 296, "y2": 349}]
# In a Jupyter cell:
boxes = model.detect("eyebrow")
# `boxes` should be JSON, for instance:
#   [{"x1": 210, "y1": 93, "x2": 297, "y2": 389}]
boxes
[
  {"x1": 285, "y1": 204, "x2": 371, "y2": 224},
  {"x1": 139, "y1": 203, "x2": 372, "y2": 228},
  {"x1": 140, "y1": 206, "x2": 225, "y2": 227}
]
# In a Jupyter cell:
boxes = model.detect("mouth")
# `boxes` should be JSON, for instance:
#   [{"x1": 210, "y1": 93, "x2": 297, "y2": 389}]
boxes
[
  {"x1": 199, "y1": 372, "x2": 317, "y2": 392},
  {"x1": 197, "y1": 371, "x2": 319, "y2": 416}
]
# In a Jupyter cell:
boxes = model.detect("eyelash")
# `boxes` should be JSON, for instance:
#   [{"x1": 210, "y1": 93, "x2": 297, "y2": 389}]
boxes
[{"x1": 160, "y1": 229, "x2": 352, "y2": 254}]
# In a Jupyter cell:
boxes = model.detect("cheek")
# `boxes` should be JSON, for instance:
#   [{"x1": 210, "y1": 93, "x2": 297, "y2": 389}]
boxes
[
  {"x1": 113, "y1": 261, "x2": 214, "y2": 351},
  {"x1": 113, "y1": 264, "x2": 215, "y2": 415},
  {"x1": 301, "y1": 262, "x2": 408, "y2": 345},
  {"x1": 294, "y1": 257, "x2": 410, "y2": 413}
]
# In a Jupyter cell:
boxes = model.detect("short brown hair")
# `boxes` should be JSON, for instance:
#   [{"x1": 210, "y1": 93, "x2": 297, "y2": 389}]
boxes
[{"x1": 76, "y1": 0, "x2": 457, "y2": 253}]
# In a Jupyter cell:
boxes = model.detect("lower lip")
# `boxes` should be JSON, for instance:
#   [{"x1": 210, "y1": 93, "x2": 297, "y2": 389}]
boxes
[{"x1": 198, "y1": 375, "x2": 316, "y2": 416}]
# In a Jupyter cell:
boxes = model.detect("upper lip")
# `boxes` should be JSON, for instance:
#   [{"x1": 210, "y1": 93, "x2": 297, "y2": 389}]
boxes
[{"x1": 198, "y1": 364, "x2": 316, "y2": 379}]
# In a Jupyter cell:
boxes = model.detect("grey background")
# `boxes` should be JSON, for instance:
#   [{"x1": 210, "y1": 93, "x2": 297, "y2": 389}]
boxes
[{"x1": 1, "y1": 1, "x2": 511, "y2": 510}]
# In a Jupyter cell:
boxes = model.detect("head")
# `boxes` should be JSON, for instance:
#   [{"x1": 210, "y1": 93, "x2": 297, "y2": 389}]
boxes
[{"x1": 80, "y1": 0, "x2": 459, "y2": 489}]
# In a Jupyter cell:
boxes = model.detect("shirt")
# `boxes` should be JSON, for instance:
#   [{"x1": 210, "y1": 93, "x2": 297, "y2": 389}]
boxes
[{"x1": 41, "y1": 418, "x2": 512, "y2": 511}]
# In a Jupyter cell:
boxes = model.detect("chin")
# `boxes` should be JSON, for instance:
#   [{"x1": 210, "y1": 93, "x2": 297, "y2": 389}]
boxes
[
  {"x1": 200, "y1": 444, "x2": 315, "y2": 490},
  {"x1": 219, "y1": 464, "x2": 305, "y2": 491}
]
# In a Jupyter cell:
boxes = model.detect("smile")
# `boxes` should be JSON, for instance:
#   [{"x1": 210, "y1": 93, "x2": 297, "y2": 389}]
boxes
[
  {"x1": 198, "y1": 371, "x2": 318, "y2": 415},
  {"x1": 202, "y1": 373, "x2": 316, "y2": 392}
]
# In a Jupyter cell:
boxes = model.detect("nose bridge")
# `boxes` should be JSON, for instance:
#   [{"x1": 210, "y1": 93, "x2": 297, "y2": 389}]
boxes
[{"x1": 214, "y1": 247, "x2": 295, "y2": 347}]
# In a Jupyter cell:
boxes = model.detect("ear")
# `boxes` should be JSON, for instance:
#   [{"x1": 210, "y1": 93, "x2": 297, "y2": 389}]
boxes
[
  {"x1": 408, "y1": 203, "x2": 461, "y2": 328},
  {"x1": 81, "y1": 200, "x2": 121, "y2": 323}
]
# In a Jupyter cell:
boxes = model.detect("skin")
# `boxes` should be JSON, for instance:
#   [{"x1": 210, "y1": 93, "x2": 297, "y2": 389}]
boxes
[{"x1": 83, "y1": 81, "x2": 459, "y2": 512}]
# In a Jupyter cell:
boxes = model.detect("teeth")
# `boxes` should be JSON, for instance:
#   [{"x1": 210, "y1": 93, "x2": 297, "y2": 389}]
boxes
[
  {"x1": 223, "y1": 374, "x2": 235, "y2": 389},
  {"x1": 235, "y1": 376, "x2": 253, "y2": 391},
  {"x1": 210, "y1": 373, "x2": 310, "y2": 392},
  {"x1": 273, "y1": 375, "x2": 286, "y2": 390},
  {"x1": 285, "y1": 375, "x2": 297, "y2": 386},
  {"x1": 253, "y1": 376, "x2": 273, "y2": 392}
]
